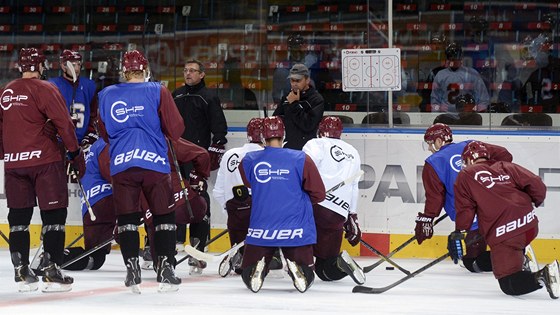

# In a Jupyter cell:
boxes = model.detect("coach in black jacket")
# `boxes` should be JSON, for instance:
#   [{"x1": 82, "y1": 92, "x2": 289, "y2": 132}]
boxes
[
  {"x1": 172, "y1": 59, "x2": 228, "y2": 253},
  {"x1": 273, "y1": 63, "x2": 325, "y2": 150}
]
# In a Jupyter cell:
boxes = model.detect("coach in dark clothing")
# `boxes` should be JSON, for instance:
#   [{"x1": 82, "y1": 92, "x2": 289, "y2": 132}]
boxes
[
  {"x1": 273, "y1": 63, "x2": 324, "y2": 150},
  {"x1": 172, "y1": 59, "x2": 228, "y2": 252}
]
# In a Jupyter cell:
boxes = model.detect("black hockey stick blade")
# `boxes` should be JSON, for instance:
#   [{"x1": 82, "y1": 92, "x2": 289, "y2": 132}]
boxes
[
  {"x1": 353, "y1": 253, "x2": 450, "y2": 294},
  {"x1": 359, "y1": 239, "x2": 410, "y2": 275},
  {"x1": 363, "y1": 213, "x2": 449, "y2": 273}
]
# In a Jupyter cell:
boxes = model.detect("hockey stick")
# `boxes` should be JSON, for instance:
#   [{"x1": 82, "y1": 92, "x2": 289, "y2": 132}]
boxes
[
  {"x1": 176, "y1": 228, "x2": 229, "y2": 266},
  {"x1": 66, "y1": 233, "x2": 84, "y2": 248},
  {"x1": 184, "y1": 240, "x2": 245, "y2": 263},
  {"x1": 363, "y1": 213, "x2": 449, "y2": 273},
  {"x1": 167, "y1": 139, "x2": 194, "y2": 220},
  {"x1": 0, "y1": 229, "x2": 9, "y2": 244},
  {"x1": 74, "y1": 173, "x2": 96, "y2": 221},
  {"x1": 359, "y1": 239, "x2": 411, "y2": 275},
  {"x1": 61, "y1": 236, "x2": 114, "y2": 269},
  {"x1": 354, "y1": 233, "x2": 480, "y2": 294},
  {"x1": 326, "y1": 170, "x2": 364, "y2": 195}
]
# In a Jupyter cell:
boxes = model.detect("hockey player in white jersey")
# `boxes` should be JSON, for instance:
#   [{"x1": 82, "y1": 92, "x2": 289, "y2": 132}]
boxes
[
  {"x1": 213, "y1": 118, "x2": 264, "y2": 275},
  {"x1": 302, "y1": 116, "x2": 365, "y2": 285}
]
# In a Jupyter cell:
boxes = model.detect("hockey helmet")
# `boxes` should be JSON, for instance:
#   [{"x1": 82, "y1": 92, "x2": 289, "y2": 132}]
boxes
[
  {"x1": 262, "y1": 116, "x2": 285, "y2": 140},
  {"x1": 455, "y1": 94, "x2": 476, "y2": 112},
  {"x1": 462, "y1": 141, "x2": 489, "y2": 164},
  {"x1": 18, "y1": 47, "x2": 46, "y2": 72},
  {"x1": 445, "y1": 42, "x2": 463, "y2": 60},
  {"x1": 122, "y1": 50, "x2": 148, "y2": 72},
  {"x1": 60, "y1": 49, "x2": 82, "y2": 63},
  {"x1": 318, "y1": 116, "x2": 343, "y2": 139},
  {"x1": 246, "y1": 118, "x2": 264, "y2": 143},
  {"x1": 424, "y1": 123, "x2": 453, "y2": 143}
]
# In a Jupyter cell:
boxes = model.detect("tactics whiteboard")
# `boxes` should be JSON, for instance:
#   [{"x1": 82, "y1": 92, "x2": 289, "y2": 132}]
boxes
[{"x1": 341, "y1": 48, "x2": 401, "y2": 92}]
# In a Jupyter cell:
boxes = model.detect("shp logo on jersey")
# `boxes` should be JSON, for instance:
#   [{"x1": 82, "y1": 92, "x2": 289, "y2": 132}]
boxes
[
  {"x1": 254, "y1": 161, "x2": 289, "y2": 183},
  {"x1": 227, "y1": 153, "x2": 240, "y2": 173},
  {"x1": 330, "y1": 145, "x2": 354, "y2": 162},
  {"x1": 449, "y1": 154, "x2": 462, "y2": 173},
  {"x1": 110, "y1": 101, "x2": 144, "y2": 123},
  {"x1": 1, "y1": 89, "x2": 29, "y2": 110},
  {"x1": 474, "y1": 170, "x2": 511, "y2": 188}
]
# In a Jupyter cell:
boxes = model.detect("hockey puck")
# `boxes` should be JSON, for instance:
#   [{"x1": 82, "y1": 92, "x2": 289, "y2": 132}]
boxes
[{"x1": 385, "y1": 266, "x2": 395, "y2": 270}]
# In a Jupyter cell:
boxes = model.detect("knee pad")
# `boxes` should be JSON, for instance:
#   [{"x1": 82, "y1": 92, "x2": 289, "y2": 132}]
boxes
[
  {"x1": 8, "y1": 207, "x2": 33, "y2": 227},
  {"x1": 90, "y1": 251, "x2": 107, "y2": 270},
  {"x1": 40, "y1": 208, "x2": 67, "y2": 225},
  {"x1": 462, "y1": 257, "x2": 482, "y2": 273},
  {"x1": 316, "y1": 256, "x2": 346, "y2": 281}
]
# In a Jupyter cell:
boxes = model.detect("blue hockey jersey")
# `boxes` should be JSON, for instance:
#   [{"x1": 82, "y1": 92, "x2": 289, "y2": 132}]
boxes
[{"x1": 80, "y1": 138, "x2": 112, "y2": 217}]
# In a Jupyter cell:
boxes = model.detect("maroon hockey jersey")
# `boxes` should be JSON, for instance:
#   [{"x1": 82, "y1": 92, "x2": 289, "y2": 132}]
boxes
[
  {"x1": 0, "y1": 78, "x2": 79, "y2": 169},
  {"x1": 454, "y1": 160, "x2": 546, "y2": 246}
]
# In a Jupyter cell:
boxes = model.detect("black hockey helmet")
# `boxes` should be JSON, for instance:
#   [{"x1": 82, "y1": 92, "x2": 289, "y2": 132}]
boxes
[{"x1": 445, "y1": 42, "x2": 463, "y2": 60}]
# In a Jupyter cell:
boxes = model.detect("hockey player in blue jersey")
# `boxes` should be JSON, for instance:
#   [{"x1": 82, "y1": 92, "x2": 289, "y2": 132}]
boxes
[
  {"x1": 97, "y1": 50, "x2": 185, "y2": 293},
  {"x1": 415, "y1": 123, "x2": 512, "y2": 273},
  {"x1": 49, "y1": 50, "x2": 99, "y2": 145},
  {"x1": 238, "y1": 116, "x2": 326, "y2": 293}
]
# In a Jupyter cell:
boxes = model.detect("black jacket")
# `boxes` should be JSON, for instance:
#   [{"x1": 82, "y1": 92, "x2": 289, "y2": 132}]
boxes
[
  {"x1": 172, "y1": 80, "x2": 228, "y2": 149},
  {"x1": 273, "y1": 86, "x2": 324, "y2": 150}
]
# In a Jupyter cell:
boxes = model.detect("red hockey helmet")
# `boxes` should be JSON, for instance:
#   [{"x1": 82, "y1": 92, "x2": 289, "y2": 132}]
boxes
[
  {"x1": 424, "y1": 123, "x2": 453, "y2": 143},
  {"x1": 318, "y1": 116, "x2": 343, "y2": 139},
  {"x1": 262, "y1": 116, "x2": 285, "y2": 140},
  {"x1": 18, "y1": 47, "x2": 46, "y2": 72},
  {"x1": 462, "y1": 141, "x2": 490, "y2": 164},
  {"x1": 122, "y1": 50, "x2": 148, "y2": 72},
  {"x1": 246, "y1": 118, "x2": 264, "y2": 143},
  {"x1": 60, "y1": 49, "x2": 82, "y2": 63}
]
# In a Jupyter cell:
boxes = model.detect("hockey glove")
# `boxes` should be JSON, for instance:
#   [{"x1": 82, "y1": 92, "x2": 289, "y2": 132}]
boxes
[
  {"x1": 189, "y1": 171, "x2": 208, "y2": 193},
  {"x1": 43, "y1": 120, "x2": 58, "y2": 139},
  {"x1": 68, "y1": 148, "x2": 86, "y2": 179},
  {"x1": 208, "y1": 143, "x2": 226, "y2": 171},
  {"x1": 343, "y1": 213, "x2": 361, "y2": 247},
  {"x1": 232, "y1": 185, "x2": 250, "y2": 202},
  {"x1": 415, "y1": 212, "x2": 434, "y2": 245},
  {"x1": 81, "y1": 132, "x2": 99, "y2": 149},
  {"x1": 447, "y1": 231, "x2": 464, "y2": 264}
]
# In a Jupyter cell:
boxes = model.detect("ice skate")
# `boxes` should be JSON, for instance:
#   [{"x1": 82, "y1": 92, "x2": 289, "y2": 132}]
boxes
[
  {"x1": 523, "y1": 244, "x2": 539, "y2": 273},
  {"x1": 156, "y1": 256, "x2": 181, "y2": 293},
  {"x1": 537, "y1": 260, "x2": 559, "y2": 299},
  {"x1": 242, "y1": 257, "x2": 266, "y2": 293},
  {"x1": 188, "y1": 256, "x2": 207, "y2": 276},
  {"x1": 141, "y1": 246, "x2": 153, "y2": 271},
  {"x1": 286, "y1": 259, "x2": 313, "y2": 293},
  {"x1": 12, "y1": 252, "x2": 39, "y2": 292},
  {"x1": 125, "y1": 257, "x2": 141, "y2": 294},
  {"x1": 219, "y1": 249, "x2": 242, "y2": 277},
  {"x1": 40, "y1": 253, "x2": 73, "y2": 293},
  {"x1": 337, "y1": 250, "x2": 366, "y2": 285}
]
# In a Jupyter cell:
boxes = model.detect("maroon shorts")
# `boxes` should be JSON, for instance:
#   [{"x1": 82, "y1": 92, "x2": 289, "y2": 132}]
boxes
[
  {"x1": 490, "y1": 227, "x2": 538, "y2": 279},
  {"x1": 83, "y1": 195, "x2": 117, "y2": 251},
  {"x1": 111, "y1": 167, "x2": 174, "y2": 216},
  {"x1": 313, "y1": 204, "x2": 346, "y2": 259},
  {"x1": 226, "y1": 197, "x2": 252, "y2": 246},
  {"x1": 5, "y1": 161, "x2": 68, "y2": 210},
  {"x1": 241, "y1": 244, "x2": 314, "y2": 269}
]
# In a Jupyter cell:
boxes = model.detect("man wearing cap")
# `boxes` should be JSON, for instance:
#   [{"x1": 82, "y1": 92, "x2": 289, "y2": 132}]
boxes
[{"x1": 272, "y1": 63, "x2": 324, "y2": 150}]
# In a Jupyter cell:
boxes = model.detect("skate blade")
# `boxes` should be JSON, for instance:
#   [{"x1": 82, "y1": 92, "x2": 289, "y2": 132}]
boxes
[
  {"x1": 17, "y1": 281, "x2": 39, "y2": 292},
  {"x1": 129, "y1": 284, "x2": 141, "y2": 294},
  {"x1": 41, "y1": 283, "x2": 72, "y2": 293},
  {"x1": 341, "y1": 252, "x2": 366, "y2": 285},
  {"x1": 218, "y1": 256, "x2": 233, "y2": 277},
  {"x1": 250, "y1": 259, "x2": 266, "y2": 293},
  {"x1": 158, "y1": 283, "x2": 180, "y2": 293}
]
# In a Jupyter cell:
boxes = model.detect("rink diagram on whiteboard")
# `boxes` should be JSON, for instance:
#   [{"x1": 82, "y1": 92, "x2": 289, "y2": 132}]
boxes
[{"x1": 342, "y1": 48, "x2": 401, "y2": 92}]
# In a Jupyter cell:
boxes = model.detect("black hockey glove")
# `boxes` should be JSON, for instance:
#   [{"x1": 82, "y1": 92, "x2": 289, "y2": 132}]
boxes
[
  {"x1": 415, "y1": 212, "x2": 434, "y2": 245},
  {"x1": 447, "y1": 231, "x2": 464, "y2": 264}
]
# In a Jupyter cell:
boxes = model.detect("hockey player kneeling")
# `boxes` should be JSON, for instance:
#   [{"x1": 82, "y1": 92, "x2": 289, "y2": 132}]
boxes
[
  {"x1": 453, "y1": 141, "x2": 559, "y2": 299},
  {"x1": 238, "y1": 116, "x2": 326, "y2": 293}
]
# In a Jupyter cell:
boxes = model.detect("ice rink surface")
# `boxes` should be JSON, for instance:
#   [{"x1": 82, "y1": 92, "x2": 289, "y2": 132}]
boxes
[{"x1": 0, "y1": 249, "x2": 556, "y2": 315}]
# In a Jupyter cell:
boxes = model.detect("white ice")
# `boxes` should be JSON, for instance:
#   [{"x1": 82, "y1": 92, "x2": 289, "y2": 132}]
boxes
[{"x1": 0, "y1": 249, "x2": 556, "y2": 314}]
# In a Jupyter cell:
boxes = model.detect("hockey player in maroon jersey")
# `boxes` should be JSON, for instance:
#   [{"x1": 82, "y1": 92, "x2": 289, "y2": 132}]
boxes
[
  {"x1": 0, "y1": 47, "x2": 85, "y2": 293},
  {"x1": 451, "y1": 141, "x2": 558, "y2": 299},
  {"x1": 97, "y1": 50, "x2": 185, "y2": 293}
]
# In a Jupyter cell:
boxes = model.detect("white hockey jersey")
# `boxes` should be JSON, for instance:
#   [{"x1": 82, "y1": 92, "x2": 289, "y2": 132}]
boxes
[
  {"x1": 302, "y1": 137, "x2": 361, "y2": 218},
  {"x1": 213, "y1": 142, "x2": 263, "y2": 213}
]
